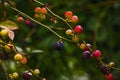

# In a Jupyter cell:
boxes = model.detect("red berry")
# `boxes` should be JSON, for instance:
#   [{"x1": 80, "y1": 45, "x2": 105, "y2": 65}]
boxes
[
  {"x1": 40, "y1": 7, "x2": 48, "y2": 14},
  {"x1": 71, "y1": 15, "x2": 78, "y2": 23},
  {"x1": 105, "y1": 73, "x2": 113, "y2": 80},
  {"x1": 85, "y1": 44, "x2": 92, "y2": 51},
  {"x1": 21, "y1": 57, "x2": 27, "y2": 64},
  {"x1": 35, "y1": 7, "x2": 42, "y2": 14},
  {"x1": 92, "y1": 50, "x2": 101, "y2": 58},
  {"x1": 65, "y1": 11, "x2": 73, "y2": 18},
  {"x1": 74, "y1": 25, "x2": 83, "y2": 33}
]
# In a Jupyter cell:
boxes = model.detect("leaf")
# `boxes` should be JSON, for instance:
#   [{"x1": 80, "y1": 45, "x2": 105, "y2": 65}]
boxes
[
  {"x1": 31, "y1": 50, "x2": 43, "y2": 53},
  {"x1": 0, "y1": 20, "x2": 18, "y2": 30}
]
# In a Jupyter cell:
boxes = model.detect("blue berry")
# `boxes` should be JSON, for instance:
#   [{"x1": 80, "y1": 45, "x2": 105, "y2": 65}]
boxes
[
  {"x1": 55, "y1": 41, "x2": 64, "y2": 50},
  {"x1": 82, "y1": 51, "x2": 91, "y2": 60},
  {"x1": 22, "y1": 70, "x2": 32, "y2": 80},
  {"x1": 100, "y1": 65, "x2": 108, "y2": 74}
]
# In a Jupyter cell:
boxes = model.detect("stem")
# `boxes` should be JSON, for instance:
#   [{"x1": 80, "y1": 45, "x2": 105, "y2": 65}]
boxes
[
  {"x1": 33, "y1": 0, "x2": 73, "y2": 30},
  {"x1": 9, "y1": 6, "x2": 72, "y2": 42}
]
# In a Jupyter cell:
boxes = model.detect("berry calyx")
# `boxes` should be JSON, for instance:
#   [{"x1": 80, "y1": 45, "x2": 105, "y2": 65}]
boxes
[
  {"x1": 55, "y1": 41, "x2": 64, "y2": 50},
  {"x1": 82, "y1": 51, "x2": 91, "y2": 60},
  {"x1": 105, "y1": 73, "x2": 113, "y2": 80},
  {"x1": 74, "y1": 25, "x2": 83, "y2": 33},
  {"x1": 65, "y1": 11, "x2": 73, "y2": 18},
  {"x1": 92, "y1": 50, "x2": 101, "y2": 58},
  {"x1": 22, "y1": 70, "x2": 32, "y2": 80},
  {"x1": 71, "y1": 15, "x2": 78, "y2": 23},
  {"x1": 12, "y1": 72, "x2": 19, "y2": 79},
  {"x1": 14, "y1": 54, "x2": 22, "y2": 61},
  {"x1": 65, "y1": 29, "x2": 73, "y2": 35}
]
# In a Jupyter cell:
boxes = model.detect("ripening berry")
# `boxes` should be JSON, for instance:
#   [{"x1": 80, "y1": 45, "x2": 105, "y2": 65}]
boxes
[
  {"x1": 72, "y1": 35, "x2": 79, "y2": 43},
  {"x1": 12, "y1": 72, "x2": 19, "y2": 79},
  {"x1": 55, "y1": 41, "x2": 64, "y2": 50},
  {"x1": 105, "y1": 73, "x2": 113, "y2": 80},
  {"x1": 22, "y1": 70, "x2": 32, "y2": 80},
  {"x1": 65, "y1": 11, "x2": 73, "y2": 18},
  {"x1": 82, "y1": 51, "x2": 91, "y2": 60},
  {"x1": 79, "y1": 43, "x2": 86, "y2": 50},
  {"x1": 109, "y1": 62, "x2": 115, "y2": 67},
  {"x1": 14, "y1": 54, "x2": 22, "y2": 61},
  {"x1": 20, "y1": 57, "x2": 27, "y2": 64},
  {"x1": 92, "y1": 50, "x2": 101, "y2": 58},
  {"x1": 71, "y1": 15, "x2": 78, "y2": 23},
  {"x1": 34, "y1": 69, "x2": 40, "y2": 75},
  {"x1": 16, "y1": 16, "x2": 24, "y2": 22},
  {"x1": 35, "y1": 7, "x2": 42, "y2": 14},
  {"x1": 25, "y1": 19, "x2": 31, "y2": 26},
  {"x1": 65, "y1": 29, "x2": 73, "y2": 35},
  {"x1": 74, "y1": 25, "x2": 83, "y2": 33},
  {"x1": 34, "y1": 13, "x2": 40, "y2": 19},
  {"x1": 40, "y1": 7, "x2": 48, "y2": 14},
  {"x1": 85, "y1": 43, "x2": 92, "y2": 51},
  {"x1": 0, "y1": 29, "x2": 8, "y2": 39}
]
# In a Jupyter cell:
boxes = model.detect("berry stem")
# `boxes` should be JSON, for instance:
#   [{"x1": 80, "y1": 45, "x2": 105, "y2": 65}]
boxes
[
  {"x1": 9, "y1": 6, "x2": 72, "y2": 42},
  {"x1": 33, "y1": 0, "x2": 73, "y2": 30}
]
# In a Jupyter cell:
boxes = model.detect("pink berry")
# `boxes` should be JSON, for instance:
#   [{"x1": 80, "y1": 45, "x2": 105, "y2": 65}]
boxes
[
  {"x1": 92, "y1": 50, "x2": 101, "y2": 58},
  {"x1": 105, "y1": 73, "x2": 113, "y2": 80},
  {"x1": 65, "y1": 11, "x2": 73, "y2": 18},
  {"x1": 74, "y1": 25, "x2": 83, "y2": 33},
  {"x1": 65, "y1": 29, "x2": 73, "y2": 35},
  {"x1": 25, "y1": 19, "x2": 31, "y2": 26},
  {"x1": 71, "y1": 15, "x2": 78, "y2": 23}
]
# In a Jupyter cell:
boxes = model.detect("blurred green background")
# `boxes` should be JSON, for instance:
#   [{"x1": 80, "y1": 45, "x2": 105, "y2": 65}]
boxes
[{"x1": 0, "y1": 0, "x2": 120, "y2": 80}]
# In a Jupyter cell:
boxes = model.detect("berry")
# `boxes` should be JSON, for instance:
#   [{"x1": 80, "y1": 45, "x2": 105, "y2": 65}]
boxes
[
  {"x1": 100, "y1": 65, "x2": 108, "y2": 74},
  {"x1": 16, "y1": 16, "x2": 24, "y2": 22},
  {"x1": 14, "y1": 54, "x2": 22, "y2": 61},
  {"x1": 12, "y1": 72, "x2": 19, "y2": 79},
  {"x1": 79, "y1": 43, "x2": 86, "y2": 50},
  {"x1": 105, "y1": 73, "x2": 113, "y2": 80},
  {"x1": 74, "y1": 25, "x2": 83, "y2": 33},
  {"x1": 4, "y1": 45, "x2": 12, "y2": 53},
  {"x1": 109, "y1": 62, "x2": 115, "y2": 67},
  {"x1": 0, "y1": 29, "x2": 8, "y2": 39},
  {"x1": 34, "y1": 69, "x2": 40, "y2": 75},
  {"x1": 40, "y1": 7, "x2": 48, "y2": 14},
  {"x1": 20, "y1": 57, "x2": 27, "y2": 64},
  {"x1": 22, "y1": 70, "x2": 32, "y2": 80},
  {"x1": 71, "y1": 15, "x2": 78, "y2": 23},
  {"x1": 41, "y1": 78, "x2": 46, "y2": 80},
  {"x1": 25, "y1": 19, "x2": 31, "y2": 26},
  {"x1": 35, "y1": 7, "x2": 42, "y2": 14},
  {"x1": 55, "y1": 41, "x2": 64, "y2": 50},
  {"x1": 72, "y1": 35, "x2": 79, "y2": 43},
  {"x1": 92, "y1": 50, "x2": 101, "y2": 58},
  {"x1": 65, "y1": 11, "x2": 73, "y2": 18},
  {"x1": 1, "y1": 53, "x2": 9, "y2": 60},
  {"x1": 85, "y1": 43, "x2": 92, "y2": 51},
  {"x1": 82, "y1": 51, "x2": 91, "y2": 60},
  {"x1": 65, "y1": 29, "x2": 73, "y2": 35}
]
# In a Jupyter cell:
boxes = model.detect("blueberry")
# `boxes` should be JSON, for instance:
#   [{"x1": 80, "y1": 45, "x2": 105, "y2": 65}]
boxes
[
  {"x1": 82, "y1": 51, "x2": 91, "y2": 60},
  {"x1": 55, "y1": 41, "x2": 64, "y2": 50}
]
